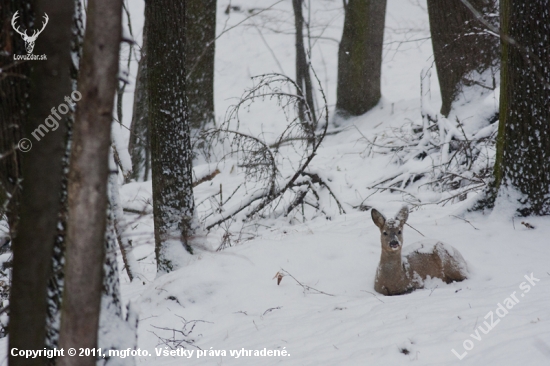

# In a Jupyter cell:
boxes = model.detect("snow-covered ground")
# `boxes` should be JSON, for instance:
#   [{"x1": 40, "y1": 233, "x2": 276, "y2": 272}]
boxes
[{"x1": 72, "y1": 0, "x2": 550, "y2": 365}]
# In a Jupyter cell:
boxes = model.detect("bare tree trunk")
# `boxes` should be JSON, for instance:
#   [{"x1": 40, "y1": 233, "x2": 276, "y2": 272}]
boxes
[
  {"x1": 336, "y1": 0, "x2": 386, "y2": 117},
  {"x1": 128, "y1": 27, "x2": 150, "y2": 182},
  {"x1": 427, "y1": 0, "x2": 499, "y2": 116},
  {"x1": 57, "y1": 0, "x2": 122, "y2": 365},
  {"x1": 0, "y1": 0, "x2": 32, "y2": 239},
  {"x1": 292, "y1": 0, "x2": 316, "y2": 135},
  {"x1": 186, "y1": 0, "x2": 216, "y2": 130},
  {"x1": 108, "y1": 162, "x2": 142, "y2": 283},
  {"x1": 478, "y1": 0, "x2": 550, "y2": 215},
  {"x1": 97, "y1": 196, "x2": 137, "y2": 366},
  {"x1": 8, "y1": 0, "x2": 74, "y2": 364},
  {"x1": 146, "y1": 0, "x2": 196, "y2": 273},
  {"x1": 45, "y1": 0, "x2": 84, "y2": 355}
]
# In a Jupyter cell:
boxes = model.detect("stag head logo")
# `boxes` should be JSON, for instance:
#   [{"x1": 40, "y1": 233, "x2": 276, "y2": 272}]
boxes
[{"x1": 11, "y1": 11, "x2": 49, "y2": 54}]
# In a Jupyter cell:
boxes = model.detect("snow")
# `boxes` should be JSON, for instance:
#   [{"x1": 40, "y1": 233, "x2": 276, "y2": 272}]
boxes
[
  {"x1": 123, "y1": 209, "x2": 550, "y2": 365},
  {"x1": 111, "y1": 0, "x2": 550, "y2": 363},
  {"x1": 3, "y1": 0, "x2": 550, "y2": 365}
]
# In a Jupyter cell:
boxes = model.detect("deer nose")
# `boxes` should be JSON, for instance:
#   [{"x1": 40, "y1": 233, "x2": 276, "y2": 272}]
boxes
[{"x1": 389, "y1": 240, "x2": 399, "y2": 248}]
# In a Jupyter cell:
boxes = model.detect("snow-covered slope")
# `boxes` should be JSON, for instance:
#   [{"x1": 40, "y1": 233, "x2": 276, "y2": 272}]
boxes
[{"x1": 113, "y1": 1, "x2": 550, "y2": 365}]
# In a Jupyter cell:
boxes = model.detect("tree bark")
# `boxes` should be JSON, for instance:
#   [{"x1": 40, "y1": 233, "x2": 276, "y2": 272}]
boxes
[
  {"x1": 488, "y1": 0, "x2": 550, "y2": 215},
  {"x1": 427, "y1": 0, "x2": 498, "y2": 116},
  {"x1": 57, "y1": 0, "x2": 122, "y2": 365},
  {"x1": 45, "y1": 1, "x2": 84, "y2": 355},
  {"x1": 97, "y1": 197, "x2": 137, "y2": 366},
  {"x1": 146, "y1": 0, "x2": 196, "y2": 273},
  {"x1": 7, "y1": 0, "x2": 74, "y2": 364},
  {"x1": 186, "y1": 0, "x2": 216, "y2": 130},
  {"x1": 0, "y1": 0, "x2": 32, "y2": 238},
  {"x1": 108, "y1": 164, "x2": 142, "y2": 283},
  {"x1": 292, "y1": 0, "x2": 316, "y2": 134},
  {"x1": 336, "y1": 0, "x2": 386, "y2": 117},
  {"x1": 128, "y1": 25, "x2": 150, "y2": 182}
]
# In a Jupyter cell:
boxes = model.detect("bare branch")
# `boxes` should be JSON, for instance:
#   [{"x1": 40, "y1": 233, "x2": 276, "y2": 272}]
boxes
[{"x1": 278, "y1": 269, "x2": 334, "y2": 296}]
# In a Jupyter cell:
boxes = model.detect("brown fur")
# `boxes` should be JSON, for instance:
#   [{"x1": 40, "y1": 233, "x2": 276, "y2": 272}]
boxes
[{"x1": 371, "y1": 206, "x2": 468, "y2": 295}]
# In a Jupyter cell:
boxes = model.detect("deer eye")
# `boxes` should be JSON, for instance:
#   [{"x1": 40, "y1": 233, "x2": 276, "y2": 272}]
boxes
[
  {"x1": 383, "y1": 232, "x2": 388, "y2": 236},
  {"x1": 398, "y1": 230, "x2": 402, "y2": 235}
]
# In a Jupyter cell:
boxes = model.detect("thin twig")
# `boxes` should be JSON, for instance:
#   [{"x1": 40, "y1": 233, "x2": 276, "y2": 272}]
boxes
[
  {"x1": 279, "y1": 268, "x2": 334, "y2": 296},
  {"x1": 360, "y1": 290, "x2": 385, "y2": 303},
  {"x1": 405, "y1": 223, "x2": 425, "y2": 237},
  {"x1": 262, "y1": 306, "x2": 282, "y2": 316},
  {"x1": 450, "y1": 215, "x2": 479, "y2": 230}
]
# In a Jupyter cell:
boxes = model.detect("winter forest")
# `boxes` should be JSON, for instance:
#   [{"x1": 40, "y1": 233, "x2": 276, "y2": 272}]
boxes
[{"x1": 1, "y1": 0, "x2": 549, "y2": 365}]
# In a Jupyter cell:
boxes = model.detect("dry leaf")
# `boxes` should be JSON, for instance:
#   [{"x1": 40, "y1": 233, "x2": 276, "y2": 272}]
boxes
[
  {"x1": 521, "y1": 221, "x2": 535, "y2": 229},
  {"x1": 272, "y1": 271, "x2": 284, "y2": 285}
]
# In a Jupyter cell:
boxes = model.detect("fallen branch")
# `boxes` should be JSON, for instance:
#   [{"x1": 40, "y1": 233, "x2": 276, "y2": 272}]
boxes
[
  {"x1": 204, "y1": 69, "x2": 339, "y2": 231},
  {"x1": 123, "y1": 207, "x2": 151, "y2": 215},
  {"x1": 278, "y1": 268, "x2": 334, "y2": 296},
  {"x1": 262, "y1": 306, "x2": 282, "y2": 316},
  {"x1": 300, "y1": 172, "x2": 346, "y2": 214},
  {"x1": 150, "y1": 316, "x2": 212, "y2": 350},
  {"x1": 193, "y1": 168, "x2": 220, "y2": 188},
  {"x1": 205, "y1": 188, "x2": 269, "y2": 230},
  {"x1": 450, "y1": 215, "x2": 479, "y2": 230}
]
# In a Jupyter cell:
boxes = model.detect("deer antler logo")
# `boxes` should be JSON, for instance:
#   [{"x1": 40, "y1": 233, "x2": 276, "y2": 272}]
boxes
[{"x1": 11, "y1": 11, "x2": 49, "y2": 54}]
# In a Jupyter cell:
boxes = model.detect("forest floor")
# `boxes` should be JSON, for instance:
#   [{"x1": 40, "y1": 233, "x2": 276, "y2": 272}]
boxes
[
  {"x1": 115, "y1": 1, "x2": 550, "y2": 365},
  {"x1": 3, "y1": 0, "x2": 548, "y2": 365}
]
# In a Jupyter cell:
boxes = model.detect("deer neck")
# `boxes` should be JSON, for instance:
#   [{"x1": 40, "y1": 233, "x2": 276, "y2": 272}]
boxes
[
  {"x1": 377, "y1": 250, "x2": 409, "y2": 291},
  {"x1": 379, "y1": 250, "x2": 403, "y2": 270}
]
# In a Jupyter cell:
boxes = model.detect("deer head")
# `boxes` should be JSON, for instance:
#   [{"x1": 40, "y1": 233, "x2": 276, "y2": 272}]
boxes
[
  {"x1": 11, "y1": 11, "x2": 49, "y2": 54},
  {"x1": 371, "y1": 205, "x2": 409, "y2": 254}
]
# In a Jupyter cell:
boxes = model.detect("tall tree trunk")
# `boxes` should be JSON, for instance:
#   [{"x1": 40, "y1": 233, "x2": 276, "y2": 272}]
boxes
[
  {"x1": 108, "y1": 160, "x2": 142, "y2": 283},
  {"x1": 292, "y1": 0, "x2": 316, "y2": 136},
  {"x1": 0, "y1": 0, "x2": 32, "y2": 238},
  {"x1": 484, "y1": 0, "x2": 550, "y2": 215},
  {"x1": 146, "y1": 0, "x2": 196, "y2": 273},
  {"x1": 128, "y1": 25, "x2": 150, "y2": 182},
  {"x1": 130, "y1": 0, "x2": 216, "y2": 177},
  {"x1": 336, "y1": 0, "x2": 386, "y2": 117},
  {"x1": 97, "y1": 193, "x2": 138, "y2": 366},
  {"x1": 427, "y1": 0, "x2": 499, "y2": 116},
  {"x1": 57, "y1": 0, "x2": 122, "y2": 365},
  {"x1": 8, "y1": 0, "x2": 74, "y2": 364},
  {"x1": 45, "y1": 0, "x2": 84, "y2": 353},
  {"x1": 186, "y1": 0, "x2": 216, "y2": 130}
]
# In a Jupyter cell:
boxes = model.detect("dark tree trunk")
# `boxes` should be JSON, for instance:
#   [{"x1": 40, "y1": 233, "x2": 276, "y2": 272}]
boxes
[
  {"x1": 427, "y1": 0, "x2": 499, "y2": 116},
  {"x1": 0, "y1": 0, "x2": 32, "y2": 238},
  {"x1": 292, "y1": 0, "x2": 316, "y2": 135},
  {"x1": 487, "y1": 0, "x2": 550, "y2": 216},
  {"x1": 45, "y1": 0, "x2": 84, "y2": 354},
  {"x1": 130, "y1": 0, "x2": 216, "y2": 175},
  {"x1": 186, "y1": 0, "x2": 216, "y2": 130},
  {"x1": 336, "y1": 0, "x2": 386, "y2": 117},
  {"x1": 57, "y1": 0, "x2": 122, "y2": 365},
  {"x1": 128, "y1": 25, "x2": 150, "y2": 182},
  {"x1": 146, "y1": 0, "x2": 196, "y2": 273},
  {"x1": 8, "y1": 0, "x2": 74, "y2": 364}
]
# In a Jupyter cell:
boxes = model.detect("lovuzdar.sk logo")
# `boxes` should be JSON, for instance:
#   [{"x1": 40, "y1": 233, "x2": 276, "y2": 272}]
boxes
[{"x1": 11, "y1": 11, "x2": 48, "y2": 61}]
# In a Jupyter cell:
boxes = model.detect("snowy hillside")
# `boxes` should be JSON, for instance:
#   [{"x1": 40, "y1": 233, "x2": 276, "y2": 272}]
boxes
[{"x1": 111, "y1": 0, "x2": 550, "y2": 365}]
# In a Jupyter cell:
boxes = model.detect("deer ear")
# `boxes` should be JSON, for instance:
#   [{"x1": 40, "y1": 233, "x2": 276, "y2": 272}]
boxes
[
  {"x1": 395, "y1": 205, "x2": 409, "y2": 225},
  {"x1": 371, "y1": 208, "x2": 386, "y2": 229}
]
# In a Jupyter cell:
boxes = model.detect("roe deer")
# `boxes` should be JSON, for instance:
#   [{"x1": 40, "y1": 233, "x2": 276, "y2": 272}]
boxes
[{"x1": 371, "y1": 206, "x2": 468, "y2": 295}]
